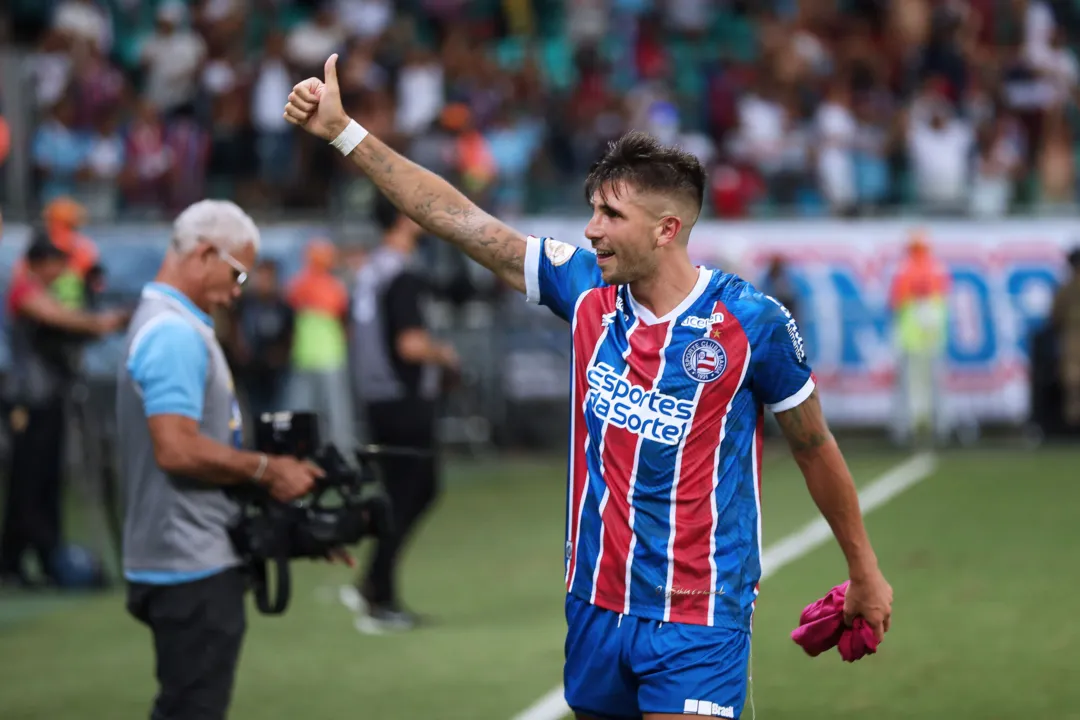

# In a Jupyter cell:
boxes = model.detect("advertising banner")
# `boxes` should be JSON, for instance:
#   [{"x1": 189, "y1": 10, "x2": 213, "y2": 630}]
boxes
[
  {"x1": 514, "y1": 217, "x2": 1072, "y2": 426},
  {"x1": 2, "y1": 218, "x2": 1072, "y2": 426}
]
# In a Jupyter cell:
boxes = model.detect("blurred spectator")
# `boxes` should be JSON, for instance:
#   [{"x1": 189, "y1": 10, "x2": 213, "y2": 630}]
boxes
[
  {"x1": 286, "y1": 1, "x2": 346, "y2": 75},
  {"x1": 758, "y1": 255, "x2": 801, "y2": 323},
  {"x1": 888, "y1": 232, "x2": 952, "y2": 446},
  {"x1": 52, "y1": 0, "x2": 111, "y2": 55},
  {"x1": 906, "y1": 95, "x2": 974, "y2": 215},
  {"x1": 0, "y1": 232, "x2": 126, "y2": 589},
  {"x1": 9, "y1": 0, "x2": 1080, "y2": 219},
  {"x1": 32, "y1": 96, "x2": 90, "y2": 205},
  {"x1": 815, "y1": 78, "x2": 858, "y2": 216},
  {"x1": 345, "y1": 194, "x2": 459, "y2": 632},
  {"x1": 1051, "y1": 248, "x2": 1080, "y2": 428},
  {"x1": 970, "y1": 112, "x2": 1025, "y2": 217},
  {"x1": 82, "y1": 110, "x2": 126, "y2": 221},
  {"x1": 251, "y1": 31, "x2": 296, "y2": 203},
  {"x1": 234, "y1": 260, "x2": 294, "y2": 421},
  {"x1": 285, "y1": 239, "x2": 354, "y2": 451},
  {"x1": 138, "y1": 2, "x2": 206, "y2": 118},
  {"x1": 43, "y1": 197, "x2": 101, "y2": 308},
  {"x1": 12, "y1": 199, "x2": 101, "y2": 309},
  {"x1": 1035, "y1": 107, "x2": 1076, "y2": 210}
]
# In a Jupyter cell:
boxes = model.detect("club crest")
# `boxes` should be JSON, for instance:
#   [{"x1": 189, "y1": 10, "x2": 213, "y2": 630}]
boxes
[{"x1": 682, "y1": 338, "x2": 727, "y2": 383}]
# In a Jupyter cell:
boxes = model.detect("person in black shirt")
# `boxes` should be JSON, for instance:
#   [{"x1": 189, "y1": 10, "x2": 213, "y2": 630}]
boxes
[
  {"x1": 233, "y1": 260, "x2": 295, "y2": 421},
  {"x1": 344, "y1": 194, "x2": 459, "y2": 633}
]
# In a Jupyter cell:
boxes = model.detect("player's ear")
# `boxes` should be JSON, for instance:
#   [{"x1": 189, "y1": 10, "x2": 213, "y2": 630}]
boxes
[{"x1": 654, "y1": 215, "x2": 683, "y2": 249}]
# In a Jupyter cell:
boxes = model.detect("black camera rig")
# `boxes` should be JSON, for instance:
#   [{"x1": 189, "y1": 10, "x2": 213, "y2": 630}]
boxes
[{"x1": 228, "y1": 411, "x2": 402, "y2": 615}]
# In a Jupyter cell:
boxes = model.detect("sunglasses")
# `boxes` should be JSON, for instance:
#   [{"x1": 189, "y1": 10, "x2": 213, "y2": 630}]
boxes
[
  {"x1": 169, "y1": 236, "x2": 250, "y2": 286},
  {"x1": 217, "y1": 249, "x2": 248, "y2": 286}
]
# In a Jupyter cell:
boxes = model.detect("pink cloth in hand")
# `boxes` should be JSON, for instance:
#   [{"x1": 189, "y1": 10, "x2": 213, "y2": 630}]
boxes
[{"x1": 790, "y1": 581, "x2": 879, "y2": 662}]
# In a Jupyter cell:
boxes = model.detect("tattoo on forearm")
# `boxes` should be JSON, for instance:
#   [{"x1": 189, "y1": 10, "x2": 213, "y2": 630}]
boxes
[
  {"x1": 352, "y1": 138, "x2": 526, "y2": 284},
  {"x1": 776, "y1": 390, "x2": 831, "y2": 453}
]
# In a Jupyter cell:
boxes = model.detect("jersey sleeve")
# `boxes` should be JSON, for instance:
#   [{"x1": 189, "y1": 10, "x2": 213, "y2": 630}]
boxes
[
  {"x1": 523, "y1": 235, "x2": 604, "y2": 321},
  {"x1": 126, "y1": 316, "x2": 209, "y2": 420},
  {"x1": 751, "y1": 295, "x2": 815, "y2": 413}
]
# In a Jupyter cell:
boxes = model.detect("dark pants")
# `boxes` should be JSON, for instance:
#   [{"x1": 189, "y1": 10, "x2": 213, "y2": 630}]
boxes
[
  {"x1": 0, "y1": 399, "x2": 65, "y2": 581},
  {"x1": 127, "y1": 568, "x2": 247, "y2": 720},
  {"x1": 361, "y1": 400, "x2": 439, "y2": 607}
]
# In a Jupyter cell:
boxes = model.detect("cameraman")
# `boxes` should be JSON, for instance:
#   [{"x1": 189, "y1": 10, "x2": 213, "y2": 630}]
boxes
[
  {"x1": 1, "y1": 233, "x2": 126, "y2": 588},
  {"x1": 117, "y1": 200, "x2": 321, "y2": 720},
  {"x1": 345, "y1": 194, "x2": 459, "y2": 633}
]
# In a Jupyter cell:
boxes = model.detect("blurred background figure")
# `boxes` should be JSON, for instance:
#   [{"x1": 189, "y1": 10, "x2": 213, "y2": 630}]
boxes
[
  {"x1": 1051, "y1": 248, "x2": 1080, "y2": 430},
  {"x1": 233, "y1": 259, "x2": 294, "y2": 423},
  {"x1": 888, "y1": 231, "x2": 952, "y2": 447},
  {"x1": 42, "y1": 197, "x2": 100, "y2": 307},
  {"x1": 1, "y1": 232, "x2": 125, "y2": 588},
  {"x1": 285, "y1": 237, "x2": 353, "y2": 450},
  {"x1": 343, "y1": 194, "x2": 459, "y2": 634},
  {"x1": 758, "y1": 254, "x2": 801, "y2": 323}
]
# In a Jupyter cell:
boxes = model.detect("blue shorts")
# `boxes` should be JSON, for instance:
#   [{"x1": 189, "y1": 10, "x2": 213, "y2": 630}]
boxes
[{"x1": 564, "y1": 593, "x2": 750, "y2": 719}]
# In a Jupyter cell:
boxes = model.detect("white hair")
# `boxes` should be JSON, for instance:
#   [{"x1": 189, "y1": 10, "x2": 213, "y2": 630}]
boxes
[{"x1": 170, "y1": 199, "x2": 261, "y2": 256}]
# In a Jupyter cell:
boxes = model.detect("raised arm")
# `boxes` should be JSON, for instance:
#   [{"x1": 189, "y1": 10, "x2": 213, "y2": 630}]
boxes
[
  {"x1": 774, "y1": 390, "x2": 893, "y2": 640},
  {"x1": 283, "y1": 55, "x2": 527, "y2": 293}
]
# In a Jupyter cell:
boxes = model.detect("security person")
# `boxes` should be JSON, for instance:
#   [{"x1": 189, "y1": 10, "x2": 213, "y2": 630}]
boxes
[
  {"x1": 342, "y1": 194, "x2": 459, "y2": 633},
  {"x1": 0, "y1": 232, "x2": 126, "y2": 588},
  {"x1": 117, "y1": 200, "x2": 324, "y2": 720}
]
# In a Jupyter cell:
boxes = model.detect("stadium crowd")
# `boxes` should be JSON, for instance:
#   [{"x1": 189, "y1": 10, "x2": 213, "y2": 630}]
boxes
[{"x1": 6, "y1": 0, "x2": 1080, "y2": 222}]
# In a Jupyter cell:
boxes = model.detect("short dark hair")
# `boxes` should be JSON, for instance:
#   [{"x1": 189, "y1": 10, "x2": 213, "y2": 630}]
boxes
[
  {"x1": 24, "y1": 227, "x2": 68, "y2": 265},
  {"x1": 583, "y1": 131, "x2": 706, "y2": 215}
]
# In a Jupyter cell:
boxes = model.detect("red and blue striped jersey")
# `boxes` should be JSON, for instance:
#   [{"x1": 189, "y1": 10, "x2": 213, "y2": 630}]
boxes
[{"x1": 524, "y1": 236, "x2": 815, "y2": 631}]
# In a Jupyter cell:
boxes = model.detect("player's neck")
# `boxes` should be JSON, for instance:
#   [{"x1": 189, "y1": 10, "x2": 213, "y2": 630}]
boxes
[{"x1": 628, "y1": 258, "x2": 701, "y2": 319}]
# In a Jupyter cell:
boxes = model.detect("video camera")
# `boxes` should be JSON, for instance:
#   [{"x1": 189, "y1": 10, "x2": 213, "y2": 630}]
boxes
[{"x1": 228, "y1": 411, "x2": 397, "y2": 615}]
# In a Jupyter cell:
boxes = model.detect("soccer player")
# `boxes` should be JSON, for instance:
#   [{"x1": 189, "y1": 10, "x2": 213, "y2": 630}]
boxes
[{"x1": 284, "y1": 56, "x2": 893, "y2": 720}]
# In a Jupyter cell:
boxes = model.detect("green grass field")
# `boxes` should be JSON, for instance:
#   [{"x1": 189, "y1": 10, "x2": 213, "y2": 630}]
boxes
[{"x1": 1, "y1": 441, "x2": 1079, "y2": 719}]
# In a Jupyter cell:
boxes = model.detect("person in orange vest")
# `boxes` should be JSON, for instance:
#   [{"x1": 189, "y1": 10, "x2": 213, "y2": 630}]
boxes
[
  {"x1": 888, "y1": 231, "x2": 953, "y2": 447},
  {"x1": 284, "y1": 238, "x2": 356, "y2": 450},
  {"x1": 12, "y1": 198, "x2": 101, "y2": 309}
]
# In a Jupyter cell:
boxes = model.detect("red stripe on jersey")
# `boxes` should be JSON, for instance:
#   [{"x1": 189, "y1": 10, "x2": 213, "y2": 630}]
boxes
[
  {"x1": 592, "y1": 320, "x2": 671, "y2": 611},
  {"x1": 668, "y1": 303, "x2": 750, "y2": 625},
  {"x1": 566, "y1": 288, "x2": 619, "y2": 591}
]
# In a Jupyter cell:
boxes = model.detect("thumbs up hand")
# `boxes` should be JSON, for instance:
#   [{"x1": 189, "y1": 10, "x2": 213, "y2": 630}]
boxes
[{"x1": 284, "y1": 54, "x2": 349, "y2": 142}]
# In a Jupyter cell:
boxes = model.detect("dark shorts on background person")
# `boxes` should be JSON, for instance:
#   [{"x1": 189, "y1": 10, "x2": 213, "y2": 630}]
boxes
[{"x1": 126, "y1": 568, "x2": 247, "y2": 720}]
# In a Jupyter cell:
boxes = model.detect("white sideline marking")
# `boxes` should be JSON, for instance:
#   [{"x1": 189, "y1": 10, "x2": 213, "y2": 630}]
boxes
[{"x1": 510, "y1": 452, "x2": 937, "y2": 720}]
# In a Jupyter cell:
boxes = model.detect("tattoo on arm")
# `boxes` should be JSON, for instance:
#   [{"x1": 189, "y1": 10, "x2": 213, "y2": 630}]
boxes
[
  {"x1": 774, "y1": 390, "x2": 832, "y2": 454},
  {"x1": 349, "y1": 135, "x2": 527, "y2": 293}
]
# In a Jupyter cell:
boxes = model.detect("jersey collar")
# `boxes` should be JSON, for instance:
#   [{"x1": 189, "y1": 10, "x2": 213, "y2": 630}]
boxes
[
  {"x1": 142, "y1": 282, "x2": 213, "y2": 328},
  {"x1": 625, "y1": 267, "x2": 713, "y2": 326}
]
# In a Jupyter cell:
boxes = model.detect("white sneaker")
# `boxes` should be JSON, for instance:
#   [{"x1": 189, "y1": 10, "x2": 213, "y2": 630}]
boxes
[{"x1": 338, "y1": 584, "x2": 366, "y2": 614}]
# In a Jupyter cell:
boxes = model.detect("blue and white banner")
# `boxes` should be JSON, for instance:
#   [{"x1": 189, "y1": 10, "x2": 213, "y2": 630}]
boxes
[
  {"x1": 517, "y1": 218, "x2": 1073, "y2": 425},
  {"x1": 2, "y1": 218, "x2": 1073, "y2": 425}
]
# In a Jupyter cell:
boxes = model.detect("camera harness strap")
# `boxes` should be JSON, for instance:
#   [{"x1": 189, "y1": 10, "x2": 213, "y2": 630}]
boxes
[{"x1": 250, "y1": 554, "x2": 291, "y2": 615}]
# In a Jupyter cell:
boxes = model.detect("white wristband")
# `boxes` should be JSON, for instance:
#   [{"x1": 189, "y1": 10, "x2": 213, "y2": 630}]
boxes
[
  {"x1": 252, "y1": 453, "x2": 268, "y2": 484},
  {"x1": 329, "y1": 119, "x2": 368, "y2": 156}
]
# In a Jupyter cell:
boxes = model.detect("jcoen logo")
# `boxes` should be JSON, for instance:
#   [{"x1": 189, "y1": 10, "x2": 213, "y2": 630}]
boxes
[
  {"x1": 681, "y1": 312, "x2": 724, "y2": 329},
  {"x1": 586, "y1": 362, "x2": 693, "y2": 445}
]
